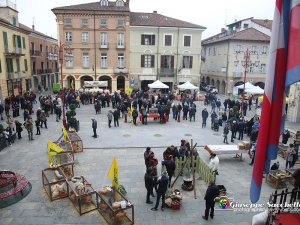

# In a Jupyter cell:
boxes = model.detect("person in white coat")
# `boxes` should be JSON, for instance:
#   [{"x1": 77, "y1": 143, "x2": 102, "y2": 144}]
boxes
[{"x1": 209, "y1": 153, "x2": 219, "y2": 181}]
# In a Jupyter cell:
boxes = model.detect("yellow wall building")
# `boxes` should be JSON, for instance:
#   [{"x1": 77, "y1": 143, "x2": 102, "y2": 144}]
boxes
[{"x1": 0, "y1": 1, "x2": 32, "y2": 99}]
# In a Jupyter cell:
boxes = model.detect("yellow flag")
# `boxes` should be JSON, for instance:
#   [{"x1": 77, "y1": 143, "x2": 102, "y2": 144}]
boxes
[
  {"x1": 107, "y1": 156, "x2": 119, "y2": 188},
  {"x1": 48, "y1": 140, "x2": 64, "y2": 167},
  {"x1": 62, "y1": 126, "x2": 68, "y2": 142}
]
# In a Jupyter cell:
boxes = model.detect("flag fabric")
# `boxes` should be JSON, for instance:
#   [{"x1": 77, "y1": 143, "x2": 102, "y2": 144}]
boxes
[
  {"x1": 62, "y1": 126, "x2": 68, "y2": 142},
  {"x1": 48, "y1": 140, "x2": 64, "y2": 167},
  {"x1": 250, "y1": 0, "x2": 300, "y2": 203},
  {"x1": 107, "y1": 156, "x2": 119, "y2": 188}
]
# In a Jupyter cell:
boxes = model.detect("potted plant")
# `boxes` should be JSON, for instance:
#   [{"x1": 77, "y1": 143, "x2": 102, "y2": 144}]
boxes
[{"x1": 66, "y1": 104, "x2": 78, "y2": 131}]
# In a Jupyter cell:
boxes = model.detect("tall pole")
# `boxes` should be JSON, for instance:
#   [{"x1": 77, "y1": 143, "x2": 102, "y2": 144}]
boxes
[
  {"x1": 241, "y1": 49, "x2": 250, "y2": 117},
  {"x1": 58, "y1": 42, "x2": 67, "y2": 128}
]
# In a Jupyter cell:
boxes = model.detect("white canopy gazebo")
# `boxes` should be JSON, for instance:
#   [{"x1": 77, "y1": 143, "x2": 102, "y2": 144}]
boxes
[
  {"x1": 148, "y1": 80, "x2": 169, "y2": 89},
  {"x1": 177, "y1": 81, "x2": 198, "y2": 90}
]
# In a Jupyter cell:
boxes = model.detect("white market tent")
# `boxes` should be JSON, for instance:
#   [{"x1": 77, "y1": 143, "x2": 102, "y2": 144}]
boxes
[
  {"x1": 177, "y1": 81, "x2": 198, "y2": 90},
  {"x1": 233, "y1": 82, "x2": 264, "y2": 95},
  {"x1": 148, "y1": 80, "x2": 169, "y2": 89}
]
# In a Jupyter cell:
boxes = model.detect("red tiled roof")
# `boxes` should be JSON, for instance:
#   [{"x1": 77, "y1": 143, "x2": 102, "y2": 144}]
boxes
[
  {"x1": 251, "y1": 19, "x2": 273, "y2": 30},
  {"x1": 51, "y1": 1, "x2": 129, "y2": 12},
  {"x1": 19, "y1": 23, "x2": 57, "y2": 40},
  {"x1": 130, "y1": 12, "x2": 206, "y2": 29},
  {"x1": 202, "y1": 28, "x2": 270, "y2": 45}
]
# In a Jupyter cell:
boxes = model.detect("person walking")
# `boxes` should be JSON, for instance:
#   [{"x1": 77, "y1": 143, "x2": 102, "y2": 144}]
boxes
[
  {"x1": 202, "y1": 108, "x2": 208, "y2": 128},
  {"x1": 282, "y1": 129, "x2": 291, "y2": 144},
  {"x1": 6, "y1": 114, "x2": 14, "y2": 131},
  {"x1": 202, "y1": 181, "x2": 220, "y2": 220},
  {"x1": 91, "y1": 118, "x2": 97, "y2": 138},
  {"x1": 107, "y1": 110, "x2": 113, "y2": 128},
  {"x1": 223, "y1": 123, "x2": 229, "y2": 144},
  {"x1": 40, "y1": 110, "x2": 48, "y2": 128},
  {"x1": 209, "y1": 153, "x2": 219, "y2": 181},
  {"x1": 231, "y1": 120, "x2": 238, "y2": 142},
  {"x1": 145, "y1": 168, "x2": 155, "y2": 204},
  {"x1": 144, "y1": 147, "x2": 152, "y2": 169},
  {"x1": 113, "y1": 109, "x2": 119, "y2": 127},
  {"x1": 189, "y1": 105, "x2": 196, "y2": 122},
  {"x1": 15, "y1": 120, "x2": 23, "y2": 139},
  {"x1": 132, "y1": 107, "x2": 138, "y2": 125},
  {"x1": 24, "y1": 116, "x2": 34, "y2": 141},
  {"x1": 151, "y1": 171, "x2": 169, "y2": 211},
  {"x1": 35, "y1": 119, "x2": 41, "y2": 135},
  {"x1": 285, "y1": 144, "x2": 296, "y2": 169}
]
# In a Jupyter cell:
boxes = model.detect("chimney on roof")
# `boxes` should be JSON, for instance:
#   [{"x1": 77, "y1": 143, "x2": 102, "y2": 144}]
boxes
[
  {"x1": 32, "y1": 17, "x2": 35, "y2": 30},
  {"x1": 221, "y1": 28, "x2": 226, "y2": 33},
  {"x1": 153, "y1": 10, "x2": 157, "y2": 13}
]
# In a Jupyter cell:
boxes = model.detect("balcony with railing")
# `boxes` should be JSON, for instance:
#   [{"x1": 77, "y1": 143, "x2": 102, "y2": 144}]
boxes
[
  {"x1": 114, "y1": 67, "x2": 128, "y2": 74},
  {"x1": 159, "y1": 68, "x2": 175, "y2": 77},
  {"x1": 116, "y1": 44, "x2": 125, "y2": 50},
  {"x1": 47, "y1": 53, "x2": 58, "y2": 61},
  {"x1": 30, "y1": 50, "x2": 41, "y2": 57},
  {"x1": 99, "y1": 43, "x2": 109, "y2": 49},
  {"x1": 6, "y1": 72, "x2": 21, "y2": 80},
  {"x1": 4, "y1": 46, "x2": 25, "y2": 56}
]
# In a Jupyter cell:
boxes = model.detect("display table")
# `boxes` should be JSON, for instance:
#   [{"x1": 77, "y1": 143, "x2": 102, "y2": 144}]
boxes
[
  {"x1": 204, "y1": 145, "x2": 247, "y2": 159},
  {"x1": 139, "y1": 113, "x2": 160, "y2": 121},
  {"x1": 266, "y1": 170, "x2": 294, "y2": 189}
]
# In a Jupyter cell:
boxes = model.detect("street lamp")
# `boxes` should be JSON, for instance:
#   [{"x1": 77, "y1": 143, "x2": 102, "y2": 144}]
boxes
[
  {"x1": 51, "y1": 42, "x2": 72, "y2": 128},
  {"x1": 237, "y1": 48, "x2": 259, "y2": 117}
]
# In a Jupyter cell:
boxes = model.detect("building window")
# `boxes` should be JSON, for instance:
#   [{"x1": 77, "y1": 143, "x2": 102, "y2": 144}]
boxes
[
  {"x1": 262, "y1": 46, "x2": 268, "y2": 54},
  {"x1": 235, "y1": 45, "x2": 242, "y2": 53},
  {"x1": 24, "y1": 59, "x2": 28, "y2": 71},
  {"x1": 66, "y1": 54, "x2": 73, "y2": 68},
  {"x1": 101, "y1": 53, "x2": 108, "y2": 68},
  {"x1": 117, "y1": 19, "x2": 125, "y2": 27},
  {"x1": 161, "y1": 55, "x2": 174, "y2": 68},
  {"x1": 260, "y1": 63, "x2": 266, "y2": 73},
  {"x1": 100, "y1": 32, "x2": 108, "y2": 47},
  {"x1": 65, "y1": 32, "x2": 72, "y2": 42},
  {"x1": 183, "y1": 35, "x2": 191, "y2": 47},
  {"x1": 100, "y1": 0, "x2": 108, "y2": 6},
  {"x1": 182, "y1": 56, "x2": 193, "y2": 68},
  {"x1": 100, "y1": 19, "x2": 107, "y2": 26},
  {"x1": 251, "y1": 46, "x2": 257, "y2": 53},
  {"x1": 141, "y1": 34, "x2": 155, "y2": 45},
  {"x1": 117, "y1": 53, "x2": 125, "y2": 68},
  {"x1": 243, "y1": 23, "x2": 249, "y2": 29},
  {"x1": 141, "y1": 55, "x2": 154, "y2": 68},
  {"x1": 249, "y1": 63, "x2": 255, "y2": 73},
  {"x1": 64, "y1": 18, "x2": 72, "y2": 25},
  {"x1": 81, "y1": 19, "x2": 88, "y2": 25},
  {"x1": 164, "y1": 34, "x2": 172, "y2": 46},
  {"x1": 40, "y1": 44, "x2": 43, "y2": 52},
  {"x1": 117, "y1": 33, "x2": 125, "y2": 48},
  {"x1": 116, "y1": 0, "x2": 124, "y2": 6},
  {"x1": 12, "y1": 16, "x2": 17, "y2": 25},
  {"x1": 22, "y1": 37, "x2": 26, "y2": 49},
  {"x1": 82, "y1": 53, "x2": 89, "y2": 68},
  {"x1": 16, "y1": 58, "x2": 20, "y2": 72},
  {"x1": 82, "y1": 32, "x2": 89, "y2": 43}
]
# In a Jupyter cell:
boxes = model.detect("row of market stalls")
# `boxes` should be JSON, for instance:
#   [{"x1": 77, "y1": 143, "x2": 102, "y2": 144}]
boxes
[
  {"x1": 148, "y1": 80, "x2": 198, "y2": 90},
  {"x1": 233, "y1": 82, "x2": 264, "y2": 96}
]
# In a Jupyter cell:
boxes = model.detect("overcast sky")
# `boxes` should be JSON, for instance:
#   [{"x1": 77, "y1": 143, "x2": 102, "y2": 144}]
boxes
[{"x1": 16, "y1": 0, "x2": 275, "y2": 39}]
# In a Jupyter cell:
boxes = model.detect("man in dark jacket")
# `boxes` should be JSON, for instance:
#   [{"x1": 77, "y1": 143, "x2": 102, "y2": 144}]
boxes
[
  {"x1": 231, "y1": 120, "x2": 238, "y2": 142},
  {"x1": 145, "y1": 168, "x2": 155, "y2": 204},
  {"x1": 202, "y1": 108, "x2": 209, "y2": 128},
  {"x1": 144, "y1": 147, "x2": 152, "y2": 169},
  {"x1": 202, "y1": 181, "x2": 220, "y2": 220},
  {"x1": 151, "y1": 171, "x2": 169, "y2": 211},
  {"x1": 162, "y1": 156, "x2": 176, "y2": 187},
  {"x1": 91, "y1": 118, "x2": 97, "y2": 138},
  {"x1": 113, "y1": 109, "x2": 119, "y2": 127}
]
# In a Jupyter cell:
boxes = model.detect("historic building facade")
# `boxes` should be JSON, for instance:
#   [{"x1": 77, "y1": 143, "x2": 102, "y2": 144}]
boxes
[
  {"x1": 20, "y1": 24, "x2": 59, "y2": 92},
  {"x1": 130, "y1": 11, "x2": 205, "y2": 90},
  {"x1": 201, "y1": 18, "x2": 271, "y2": 95},
  {"x1": 52, "y1": 0, "x2": 131, "y2": 91},
  {"x1": 0, "y1": 1, "x2": 32, "y2": 97}
]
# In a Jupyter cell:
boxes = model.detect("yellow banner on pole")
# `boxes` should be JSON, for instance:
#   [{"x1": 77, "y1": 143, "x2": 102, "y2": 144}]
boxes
[
  {"x1": 62, "y1": 126, "x2": 68, "y2": 142},
  {"x1": 48, "y1": 140, "x2": 64, "y2": 167},
  {"x1": 107, "y1": 156, "x2": 119, "y2": 188}
]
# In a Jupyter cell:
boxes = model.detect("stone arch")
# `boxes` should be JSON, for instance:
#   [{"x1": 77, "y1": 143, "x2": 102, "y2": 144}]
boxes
[
  {"x1": 80, "y1": 75, "x2": 93, "y2": 87},
  {"x1": 206, "y1": 77, "x2": 210, "y2": 85},
  {"x1": 221, "y1": 80, "x2": 226, "y2": 94},
  {"x1": 255, "y1": 82, "x2": 265, "y2": 89},
  {"x1": 117, "y1": 75, "x2": 125, "y2": 91},
  {"x1": 211, "y1": 79, "x2": 215, "y2": 86},
  {"x1": 216, "y1": 80, "x2": 220, "y2": 92},
  {"x1": 66, "y1": 76, "x2": 75, "y2": 89},
  {"x1": 99, "y1": 75, "x2": 112, "y2": 90}
]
